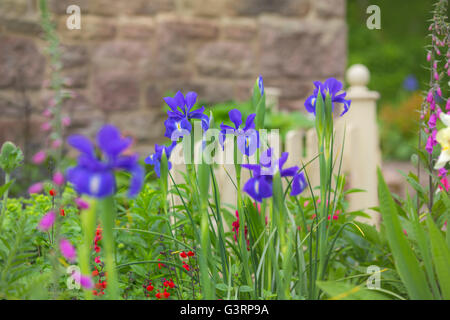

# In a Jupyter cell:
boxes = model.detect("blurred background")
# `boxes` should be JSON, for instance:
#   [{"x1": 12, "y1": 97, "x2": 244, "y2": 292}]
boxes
[{"x1": 0, "y1": 0, "x2": 440, "y2": 194}]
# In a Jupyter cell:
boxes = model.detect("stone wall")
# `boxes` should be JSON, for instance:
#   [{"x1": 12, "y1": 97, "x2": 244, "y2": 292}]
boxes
[{"x1": 0, "y1": 0, "x2": 347, "y2": 156}]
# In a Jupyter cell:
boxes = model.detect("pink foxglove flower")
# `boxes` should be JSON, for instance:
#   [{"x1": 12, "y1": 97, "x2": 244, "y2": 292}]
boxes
[
  {"x1": 429, "y1": 113, "x2": 437, "y2": 129},
  {"x1": 42, "y1": 108, "x2": 52, "y2": 118},
  {"x1": 28, "y1": 182, "x2": 43, "y2": 194},
  {"x1": 38, "y1": 211, "x2": 55, "y2": 231},
  {"x1": 72, "y1": 272, "x2": 94, "y2": 289},
  {"x1": 41, "y1": 122, "x2": 51, "y2": 132},
  {"x1": 430, "y1": 100, "x2": 436, "y2": 111},
  {"x1": 53, "y1": 172, "x2": 65, "y2": 186},
  {"x1": 59, "y1": 238, "x2": 77, "y2": 262},
  {"x1": 439, "y1": 178, "x2": 449, "y2": 192},
  {"x1": 51, "y1": 139, "x2": 62, "y2": 149},
  {"x1": 32, "y1": 150, "x2": 46, "y2": 164},
  {"x1": 426, "y1": 90, "x2": 433, "y2": 103},
  {"x1": 62, "y1": 116, "x2": 71, "y2": 127}
]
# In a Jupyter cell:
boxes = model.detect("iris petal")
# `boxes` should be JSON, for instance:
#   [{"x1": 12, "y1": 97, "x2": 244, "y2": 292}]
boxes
[
  {"x1": 185, "y1": 92, "x2": 197, "y2": 112},
  {"x1": 291, "y1": 172, "x2": 307, "y2": 196},
  {"x1": 243, "y1": 114, "x2": 256, "y2": 131},
  {"x1": 97, "y1": 124, "x2": 132, "y2": 158},
  {"x1": 67, "y1": 135, "x2": 95, "y2": 157},
  {"x1": 229, "y1": 109, "x2": 242, "y2": 129}
]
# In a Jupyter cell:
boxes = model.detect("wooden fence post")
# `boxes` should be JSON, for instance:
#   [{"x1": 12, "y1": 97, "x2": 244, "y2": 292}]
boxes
[{"x1": 343, "y1": 64, "x2": 381, "y2": 227}]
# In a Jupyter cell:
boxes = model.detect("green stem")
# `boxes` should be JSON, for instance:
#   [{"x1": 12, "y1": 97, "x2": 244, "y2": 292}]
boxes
[
  {"x1": 0, "y1": 173, "x2": 10, "y2": 231},
  {"x1": 99, "y1": 197, "x2": 120, "y2": 300},
  {"x1": 79, "y1": 198, "x2": 97, "y2": 300}
]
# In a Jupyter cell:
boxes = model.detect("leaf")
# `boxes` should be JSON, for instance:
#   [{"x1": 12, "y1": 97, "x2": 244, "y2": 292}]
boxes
[
  {"x1": 353, "y1": 221, "x2": 381, "y2": 245},
  {"x1": 377, "y1": 168, "x2": 433, "y2": 300},
  {"x1": 239, "y1": 285, "x2": 253, "y2": 293},
  {"x1": 317, "y1": 281, "x2": 389, "y2": 300},
  {"x1": 0, "y1": 180, "x2": 14, "y2": 198},
  {"x1": 426, "y1": 217, "x2": 450, "y2": 299},
  {"x1": 216, "y1": 283, "x2": 230, "y2": 292}
]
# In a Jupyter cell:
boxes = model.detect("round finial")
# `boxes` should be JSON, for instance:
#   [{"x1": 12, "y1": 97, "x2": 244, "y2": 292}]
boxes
[{"x1": 346, "y1": 64, "x2": 370, "y2": 87}]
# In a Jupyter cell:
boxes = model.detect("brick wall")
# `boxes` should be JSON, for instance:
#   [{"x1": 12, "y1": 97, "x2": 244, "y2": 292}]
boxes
[{"x1": 0, "y1": 0, "x2": 347, "y2": 156}]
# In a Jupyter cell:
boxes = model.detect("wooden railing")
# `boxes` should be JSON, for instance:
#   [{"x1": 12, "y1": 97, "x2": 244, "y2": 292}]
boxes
[{"x1": 170, "y1": 64, "x2": 382, "y2": 226}]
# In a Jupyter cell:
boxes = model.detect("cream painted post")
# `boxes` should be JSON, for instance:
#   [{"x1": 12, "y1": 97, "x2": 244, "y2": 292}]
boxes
[{"x1": 344, "y1": 64, "x2": 381, "y2": 227}]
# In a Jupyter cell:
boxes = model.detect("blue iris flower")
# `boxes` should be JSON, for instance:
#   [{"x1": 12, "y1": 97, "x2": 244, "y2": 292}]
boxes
[
  {"x1": 144, "y1": 141, "x2": 177, "y2": 178},
  {"x1": 66, "y1": 125, "x2": 144, "y2": 198},
  {"x1": 219, "y1": 109, "x2": 259, "y2": 157},
  {"x1": 164, "y1": 91, "x2": 209, "y2": 141},
  {"x1": 258, "y1": 75, "x2": 264, "y2": 96},
  {"x1": 242, "y1": 148, "x2": 307, "y2": 202},
  {"x1": 304, "y1": 78, "x2": 351, "y2": 116}
]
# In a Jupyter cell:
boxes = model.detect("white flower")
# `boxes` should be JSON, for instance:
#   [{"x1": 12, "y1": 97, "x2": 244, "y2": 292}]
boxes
[{"x1": 434, "y1": 113, "x2": 450, "y2": 169}]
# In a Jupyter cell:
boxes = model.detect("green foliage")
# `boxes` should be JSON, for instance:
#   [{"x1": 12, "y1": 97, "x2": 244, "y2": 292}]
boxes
[
  {"x1": 0, "y1": 142, "x2": 23, "y2": 174},
  {"x1": 348, "y1": 0, "x2": 434, "y2": 160},
  {"x1": 377, "y1": 168, "x2": 450, "y2": 300}
]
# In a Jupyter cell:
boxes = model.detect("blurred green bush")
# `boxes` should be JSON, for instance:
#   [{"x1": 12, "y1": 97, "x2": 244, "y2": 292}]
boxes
[{"x1": 348, "y1": 0, "x2": 435, "y2": 160}]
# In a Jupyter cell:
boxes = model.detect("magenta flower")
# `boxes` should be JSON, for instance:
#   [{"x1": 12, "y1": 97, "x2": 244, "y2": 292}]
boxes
[
  {"x1": 62, "y1": 116, "x2": 71, "y2": 127},
  {"x1": 32, "y1": 151, "x2": 46, "y2": 165},
  {"x1": 41, "y1": 122, "x2": 51, "y2": 132},
  {"x1": 426, "y1": 90, "x2": 434, "y2": 103},
  {"x1": 426, "y1": 130, "x2": 438, "y2": 154},
  {"x1": 72, "y1": 272, "x2": 94, "y2": 289},
  {"x1": 53, "y1": 172, "x2": 65, "y2": 186},
  {"x1": 428, "y1": 113, "x2": 437, "y2": 129},
  {"x1": 28, "y1": 182, "x2": 44, "y2": 194},
  {"x1": 38, "y1": 211, "x2": 56, "y2": 231},
  {"x1": 59, "y1": 238, "x2": 77, "y2": 262},
  {"x1": 75, "y1": 197, "x2": 89, "y2": 210},
  {"x1": 51, "y1": 139, "x2": 62, "y2": 149},
  {"x1": 42, "y1": 108, "x2": 52, "y2": 118}
]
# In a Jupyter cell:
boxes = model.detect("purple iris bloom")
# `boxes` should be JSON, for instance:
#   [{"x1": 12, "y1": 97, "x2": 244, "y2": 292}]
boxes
[
  {"x1": 164, "y1": 91, "x2": 209, "y2": 141},
  {"x1": 242, "y1": 148, "x2": 307, "y2": 202},
  {"x1": 220, "y1": 109, "x2": 259, "y2": 157},
  {"x1": 258, "y1": 75, "x2": 264, "y2": 96},
  {"x1": 304, "y1": 78, "x2": 351, "y2": 116},
  {"x1": 145, "y1": 141, "x2": 176, "y2": 178},
  {"x1": 66, "y1": 125, "x2": 144, "y2": 198}
]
